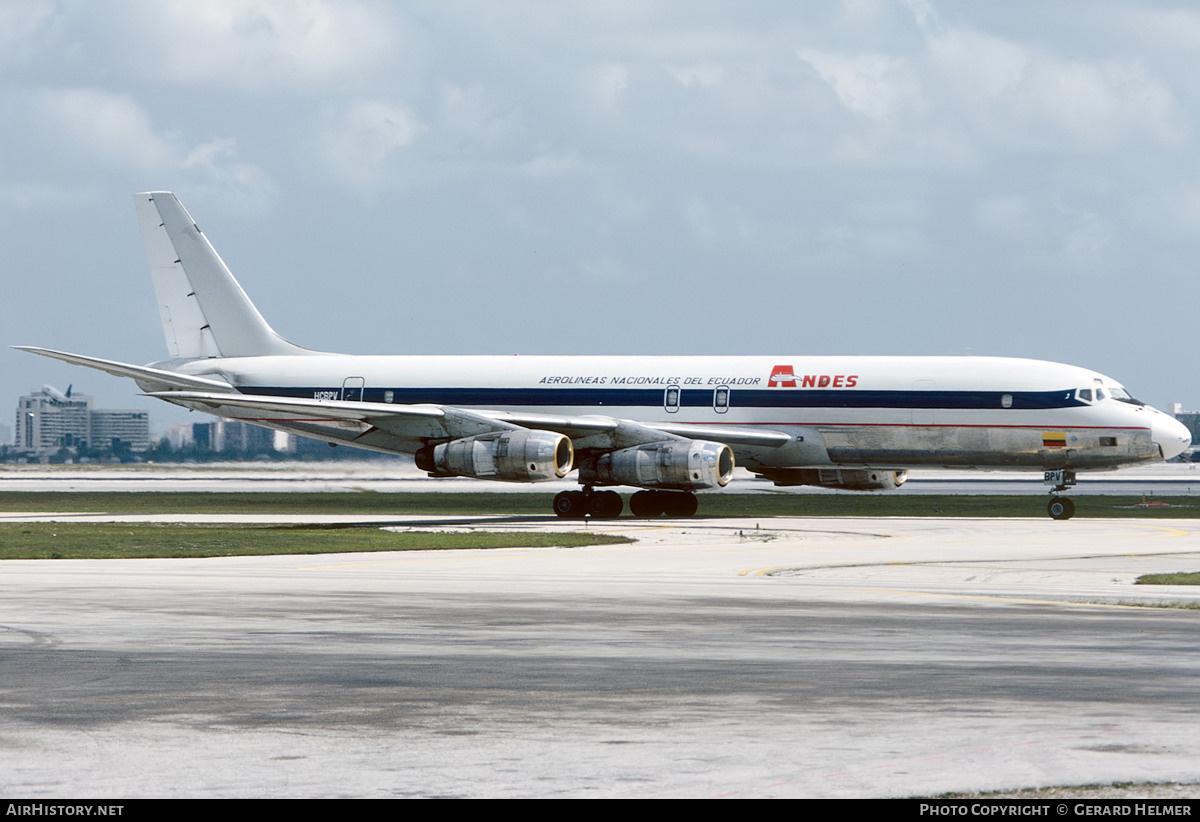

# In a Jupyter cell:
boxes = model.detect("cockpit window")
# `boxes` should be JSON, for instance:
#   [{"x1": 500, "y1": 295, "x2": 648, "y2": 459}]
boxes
[
  {"x1": 1109, "y1": 387, "x2": 1145, "y2": 406},
  {"x1": 1077, "y1": 388, "x2": 1093, "y2": 402}
]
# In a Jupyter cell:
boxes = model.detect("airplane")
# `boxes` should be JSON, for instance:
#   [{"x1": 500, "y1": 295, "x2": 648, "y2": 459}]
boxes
[{"x1": 16, "y1": 192, "x2": 1192, "y2": 521}]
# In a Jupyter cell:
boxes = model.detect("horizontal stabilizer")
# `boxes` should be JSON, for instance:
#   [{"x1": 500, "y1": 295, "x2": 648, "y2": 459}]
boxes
[{"x1": 14, "y1": 347, "x2": 235, "y2": 392}]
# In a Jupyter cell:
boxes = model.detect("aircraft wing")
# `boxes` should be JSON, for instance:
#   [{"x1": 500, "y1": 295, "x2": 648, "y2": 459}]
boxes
[
  {"x1": 146, "y1": 390, "x2": 792, "y2": 453},
  {"x1": 14, "y1": 343, "x2": 794, "y2": 455}
]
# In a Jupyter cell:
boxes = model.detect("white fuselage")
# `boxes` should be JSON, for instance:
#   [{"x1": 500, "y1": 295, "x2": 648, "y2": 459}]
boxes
[{"x1": 162, "y1": 353, "x2": 1190, "y2": 472}]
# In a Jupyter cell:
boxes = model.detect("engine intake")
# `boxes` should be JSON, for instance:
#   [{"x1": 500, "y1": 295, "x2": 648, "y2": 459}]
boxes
[
  {"x1": 579, "y1": 439, "x2": 735, "y2": 491},
  {"x1": 416, "y1": 430, "x2": 573, "y2": 482}
]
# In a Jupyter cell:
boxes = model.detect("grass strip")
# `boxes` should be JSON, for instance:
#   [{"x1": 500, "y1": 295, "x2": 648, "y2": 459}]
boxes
[
  {"x1": 0, "y1": 522, "x2": 632, "y2": 560},
  {"x1": 2, "y1": 491, "x2": 1200, "y2": 518},
  {"x1": 1135, "y1": 571, "x2": 1200, "y2": 585}
]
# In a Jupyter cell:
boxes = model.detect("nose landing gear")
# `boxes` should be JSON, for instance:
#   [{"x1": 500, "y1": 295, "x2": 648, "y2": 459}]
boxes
[
  {"x1": 1045, "y1": 469, "x2": 1077, "y2": 520},
  {"x1": 1047, "y1": 497, "x2": 1075, "y2": 520}
]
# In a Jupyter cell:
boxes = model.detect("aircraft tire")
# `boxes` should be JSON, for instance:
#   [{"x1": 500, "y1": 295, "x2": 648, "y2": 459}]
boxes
[
  {"x1": 1047, "y1": 497, "x2": 1075, "y2": 520},
  {"x1": 629, "y1": 490, "x2": 664, "y2": 518},
  {"x1": 589, "y1": 490, "x2": 623, "y2": 519},
  {"x1": 553, "y1": 490, "x2": 587, "y2": 518},
  {"x1": 661, "y1": 491, "x2": 698, "y2": 517}
]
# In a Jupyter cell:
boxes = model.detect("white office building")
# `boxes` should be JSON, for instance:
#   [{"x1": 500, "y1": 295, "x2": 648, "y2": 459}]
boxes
[{"x1": 13, "y1": 387, "x2": 150, "y2": 456}]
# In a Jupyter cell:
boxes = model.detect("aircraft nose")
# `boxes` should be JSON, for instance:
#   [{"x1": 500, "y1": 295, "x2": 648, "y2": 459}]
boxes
[{"x1": 1152, "y1": 413, "x2": 1192, "y2": 461}]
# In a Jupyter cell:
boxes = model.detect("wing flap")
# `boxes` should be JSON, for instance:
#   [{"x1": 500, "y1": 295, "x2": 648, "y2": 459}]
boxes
[
  {"x1": 643, "y1": 421, "x2": 793, "y2": 448},
  {"x1": 147, "y1": 390, "x2": 440, "y2": 418}
]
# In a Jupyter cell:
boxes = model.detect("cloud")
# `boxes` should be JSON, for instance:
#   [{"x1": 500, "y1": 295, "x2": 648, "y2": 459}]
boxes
[
  {"x1": 0, "y1": 0, "x2": 58, "y2": 68},
  {"x1": 33, "y1": 87, "x2": 176, "y2": 170},
  {"x1": 666, "y1": 63, "x2": 724, "y2": 89},
  {"x1": 521, "y1": 151, "x2": 582, "y2": 179},
  {"x1": 792, "y1": 9, "x2": 1183, "y2": 168},
  {"x1": 185, "y1": 138, "x2": 276, "y2": 214},
  {"x1": 923, "y1": 17, "x2": 1183, "y2": 150},
  {"x1": 8, "y1": 86, "x2": 272, "y2": 212},
  {"x1": 314, "y1": 83, "x2": 581, "y2": 191},
  {"x1": 576, "y1": 255, "x2": 631, "y2": 285},
  {"x1": 798, "y1": 48, "x2": 921, "y2": 123},
  {"x1": 439, "y1": 83, "x2": 521, "y2": 151},
  {"x1": 144, "y1": 0, "x2": 399, "y2": 92},
  {"x1": 316, "y1": 99, "x2": 424, "y2": 188},
  {"x1": 0, "y1": 181, "x2": 98, "y2": 211},
  {"x1": 974, "y1": 192, "x2": 1121, "y2": 279},
  {"x1": 682, "y1": 196, "x2": 762, "y2": 246},
  {"x1": 587, "y1": 64, "x2": 631, "y2": 108}
]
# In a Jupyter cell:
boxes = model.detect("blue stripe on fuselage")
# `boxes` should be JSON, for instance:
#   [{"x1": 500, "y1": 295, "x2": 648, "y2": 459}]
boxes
[{"x1": 240, "y1": 386, "x2": 1084, "y2": 411}]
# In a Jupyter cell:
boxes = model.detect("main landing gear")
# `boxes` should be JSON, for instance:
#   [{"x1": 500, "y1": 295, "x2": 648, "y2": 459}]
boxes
[
  {"x1": 552, "y1": 487, "x2": 622, "y2": 519},
  {"x1": 629, "y1": 489, "x2": 698, "y2": 518},
  {"x1": 552, "y1": 487, "x2": 699, "y2": 519},
  {"x1": 1045, "y1": 469, "x2": 1077, "y2": 520}
]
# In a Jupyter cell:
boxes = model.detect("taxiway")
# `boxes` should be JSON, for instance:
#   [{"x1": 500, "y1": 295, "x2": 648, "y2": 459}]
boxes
[{"x1": 2, "y1": 511, "x2": 1200, "y2": 797}]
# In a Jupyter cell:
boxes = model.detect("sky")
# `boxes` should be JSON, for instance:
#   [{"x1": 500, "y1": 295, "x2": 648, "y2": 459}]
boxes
[{"x1": 4, "y1": 0, "x2": 1200, "y2": 438}]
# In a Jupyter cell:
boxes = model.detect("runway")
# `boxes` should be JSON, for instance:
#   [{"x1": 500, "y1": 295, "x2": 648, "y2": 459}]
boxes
[
  {"x1": 2, "y1": 511, "x2": 1200, "y2": 797},
  {"x1": 6, "y1": 459, "x2": 1200, "y2": 494}
]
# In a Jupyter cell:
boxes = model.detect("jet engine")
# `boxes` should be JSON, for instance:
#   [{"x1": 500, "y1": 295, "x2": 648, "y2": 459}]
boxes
[
  {"x1": 415, "y1": 430, "x2": 573, "y2": 482},
  {"x1": 755, "y1": 467, "x2": 908, "y2": 491},
  {"x1": 578, "y1": 439, "x2": 735, "y2": 491}
]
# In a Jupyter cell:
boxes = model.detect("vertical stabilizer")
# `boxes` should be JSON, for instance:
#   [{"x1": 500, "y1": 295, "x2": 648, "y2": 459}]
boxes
[{"x1": 135, "y1": 192, "x2": 312, "y2": 359}]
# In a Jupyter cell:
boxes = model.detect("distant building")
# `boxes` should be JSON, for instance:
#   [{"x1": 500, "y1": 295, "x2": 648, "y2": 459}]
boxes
[
  {"x1": 13, "y1": 386, "x2": 149, "y2": 457},
  {"x1": 215, "y1": 420, "x2": 276, "y2": 453},
  {"x1": 192, "y1": 422, "x2": 212, "y2": 451},
  {"x1": 91, "y1": 409, "x2": 151, "y2": 453},
  {"x1": 161, "y1": 423, "x2": 194, "y2": 450},
  {"x1": 15, "y1": 387, "x2": 92, "y2": 454},
  {"x1": 193, "y1": 419, "x2": 277, "y2": 453},
  {"x1": 1175, "y1": 411, "x2": 1200, "y2": 450}
]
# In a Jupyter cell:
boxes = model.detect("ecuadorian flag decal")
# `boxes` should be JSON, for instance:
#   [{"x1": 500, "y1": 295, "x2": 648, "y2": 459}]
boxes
[{"x1": 1042, "y1": 431, "x2": 1067, "y2": 448}]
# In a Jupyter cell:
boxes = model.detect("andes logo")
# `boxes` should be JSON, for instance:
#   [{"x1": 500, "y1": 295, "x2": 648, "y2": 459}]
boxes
[
  {"x1": 768, "y1": 365, "x2": 797, "y2": 387},
  {"x1": 769, "y1": 365, "x2": 858, "y2": 388}
]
